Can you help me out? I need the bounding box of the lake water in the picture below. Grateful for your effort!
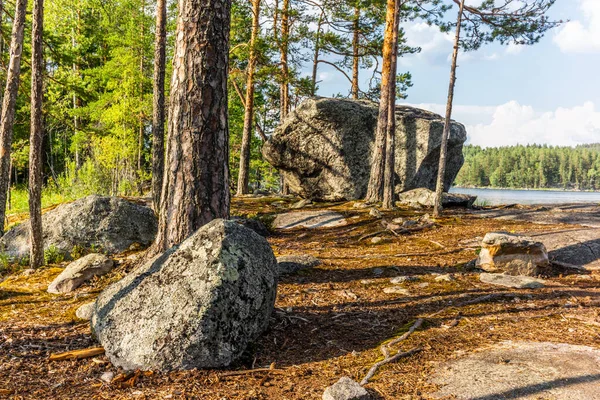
[449,187,600,206]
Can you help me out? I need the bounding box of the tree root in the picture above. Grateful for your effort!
[360,318,424,385]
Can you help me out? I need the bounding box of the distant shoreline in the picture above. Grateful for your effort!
[452,186,600,193]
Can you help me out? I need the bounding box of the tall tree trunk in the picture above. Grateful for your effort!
[29,0,44,268]
[310,11,324,96]
[351,5,360,99]
[137,0,146,180]
[0,0,27,235]
[153,0,231,252]
[151,0,167,210]
[72,10,82,170]
[433,0,464,217]
[364,0,396,204]
[236,0,261,196]
[279,0,289,120]
[382,0,400,210]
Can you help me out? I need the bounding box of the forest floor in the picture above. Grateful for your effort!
[1,196,599,399]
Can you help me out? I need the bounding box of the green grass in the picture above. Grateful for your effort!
[7,185,77,217]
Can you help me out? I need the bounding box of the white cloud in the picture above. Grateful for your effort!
[403,101,600,148]
[505,42,524,55]
[554,0,600,53]
[400,22,454,66]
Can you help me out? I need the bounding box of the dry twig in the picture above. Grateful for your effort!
[49,347,105,361]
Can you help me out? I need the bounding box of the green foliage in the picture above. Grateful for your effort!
[456,144,600,190]
[44,246,65,265]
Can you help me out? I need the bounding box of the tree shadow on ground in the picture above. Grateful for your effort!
[470,374,600,400]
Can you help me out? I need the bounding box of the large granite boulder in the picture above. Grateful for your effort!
[262,97,467,201]
[48,253,114,294]
[91,219,278,371]
[476,232,549,276]
[0,195,157,260]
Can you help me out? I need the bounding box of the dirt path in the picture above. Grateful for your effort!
[0,197,598,399]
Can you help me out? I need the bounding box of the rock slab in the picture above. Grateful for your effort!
[263,97,467,201]
[322,377,370,400]
[91,219,278,371]
[397,188,476,208]
[0,195,157,260]
[48,253,114,294]
[477,232,549,276]
[479,273,545,289]
[430,341,600,399]
[273,210,347,229]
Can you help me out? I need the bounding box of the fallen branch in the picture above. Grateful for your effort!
[49,347,105,361]
[360,318,424,385]
[220,362,285,377]
[360,347,422,385]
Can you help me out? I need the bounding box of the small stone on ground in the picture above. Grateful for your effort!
[390,276,417,284]
[479,273,545,289]
[273,210,347,230]
[48,253,114,294]
[430,341,600,399]
[383,286,410,295]
[322,377,370,400]
[75,302,95,320]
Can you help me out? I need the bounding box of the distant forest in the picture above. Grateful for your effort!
[455,144,600,190]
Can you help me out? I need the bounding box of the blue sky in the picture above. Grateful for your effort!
[313,0,600,147]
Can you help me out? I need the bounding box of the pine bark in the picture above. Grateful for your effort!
[29,0,45,268]
[364,0,396,204]
[351,5,360,99]
[382,0,400,210]
[279,0,290,120]
[0,0,27,234]
[153,0,231,252]
[433,0,464,217]
[236,0,261,196]
[151,0,167,209]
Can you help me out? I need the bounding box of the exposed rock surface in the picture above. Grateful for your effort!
[262,97,467,201]
[273,210,347,230]
[476,232,549,276]
[430,341,600,399]
[91,219,278,371]
[322,377,370,400]
[397,188,476,208]
[479,273,545,289]
[75,302,95,320]
[48,254,114,294]
[277,254,322,275]
[0,195,157,260]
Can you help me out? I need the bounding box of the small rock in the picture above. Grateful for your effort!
[392,217,404,224]
[76,302,95,320]
[390,276,417,284]
[353,202,369,209]
[403,220,418,227]
[273,210,347,230]
[479,273,545,289]
[291,199,312,209]
[360,279,376,285]
[277,254,321,275]
[370,237,384,244]
[477,232,549,276]
[383,286,410,295]
[435,274,455,282]
[100,371,114,383]
[48,254,114,294]
[322,377,370,400]
[418,282,430,288]
[369,208,382,218]
[372,268,384,277]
